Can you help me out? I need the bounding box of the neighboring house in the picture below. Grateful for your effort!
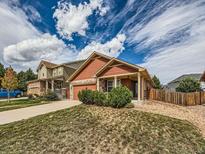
[27,60,85,98]
[200,71,205,91]
[67,52,154,101]
[165,73,203,91]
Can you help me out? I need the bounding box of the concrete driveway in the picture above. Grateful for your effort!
[0,100,81,125]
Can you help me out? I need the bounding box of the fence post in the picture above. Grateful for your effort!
[200,91,201,105]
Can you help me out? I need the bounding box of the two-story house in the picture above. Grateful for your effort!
[27,60,85,98]
[28,51,154,101]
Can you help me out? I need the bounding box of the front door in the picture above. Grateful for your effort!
[133,81,138,98]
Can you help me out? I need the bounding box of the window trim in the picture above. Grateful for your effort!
[107,80,114,92]
[117,79,121,87]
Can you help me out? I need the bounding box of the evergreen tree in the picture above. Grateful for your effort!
[17,68,37,91]
[152,75,162,89]
[0,63,5,77]
[176,77,201,93]
[0,63,5,88]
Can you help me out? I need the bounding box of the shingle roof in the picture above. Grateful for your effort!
[41,60,58,68]
[64,60,86,69]
[165,73,202,91]
[37,60,58,70]
[170,73,202,83]
[37,59,86,71]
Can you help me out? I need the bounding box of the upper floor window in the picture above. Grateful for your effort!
[53,69,57,76]
[58,67,63,75]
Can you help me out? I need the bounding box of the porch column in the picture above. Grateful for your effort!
[46,80,48,93]
[141,77,144,100]
[51,80,54,92]
[114,76,117,88]
[70,84,73,100]
[138,73,141,101]
[97,78,100,91]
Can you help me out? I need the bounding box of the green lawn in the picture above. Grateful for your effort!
[0,99,49,112]
[0,104,205,153]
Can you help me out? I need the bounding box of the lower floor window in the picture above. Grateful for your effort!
[107,80,113,92]
[117,79,121,87]
[106,79,121,92]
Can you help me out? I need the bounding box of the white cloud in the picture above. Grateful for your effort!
[0,1,41,64]
[3,34,76,70]
[77,34,126,59]
[0,1,76,71]
[53,0,109,40]
[4,34,64,62]
[134,0,205,83]
[128,1,204,47]
[142,37,205,84]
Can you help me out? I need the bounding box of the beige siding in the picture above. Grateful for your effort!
[38,65,48,79]
[27,82,41,96]
[27,81,46,96]
[53,67,64,77]
[47,69,53,78]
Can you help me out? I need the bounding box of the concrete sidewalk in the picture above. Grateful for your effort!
[0,100,81,125]
[0,97,28,102]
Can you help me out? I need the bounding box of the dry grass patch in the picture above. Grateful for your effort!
[0,99,49,112]
[0,104,205,153]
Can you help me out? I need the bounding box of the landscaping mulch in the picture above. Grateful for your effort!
[134,100,205,138]
[0,104,205,153]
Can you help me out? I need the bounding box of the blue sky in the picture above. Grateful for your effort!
[0,0,205,83]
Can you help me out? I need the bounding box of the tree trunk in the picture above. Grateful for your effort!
[7,89,10,103]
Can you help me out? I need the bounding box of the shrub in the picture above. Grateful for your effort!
[44,91,59,101]
[27,94,33,99]
[176,77,201,93]
[108,86,133,108]
[78,89,94,104]
[27,94,39,99]
[93,91,106,106]
[124,103,135,108]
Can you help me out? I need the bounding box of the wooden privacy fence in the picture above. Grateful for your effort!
[149,89,205,106]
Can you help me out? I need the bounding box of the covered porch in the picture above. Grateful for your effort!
[44,78,64,93]
[27,77,67,98]
[44,77,68,99]
[97,72,150,101]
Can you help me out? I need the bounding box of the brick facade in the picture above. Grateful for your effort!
[73,57,109,80]
[68,52,153,100]
[71,56,110,100]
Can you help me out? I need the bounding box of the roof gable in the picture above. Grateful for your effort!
[95,58,144,77]
[67,51,112,81]
[37,60,57,71]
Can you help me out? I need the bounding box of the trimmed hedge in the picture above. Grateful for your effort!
[93,91,107,106]
[78,86,132,108]
[43,91,59,101]
[108,86,133,108]
[78,89,94,104]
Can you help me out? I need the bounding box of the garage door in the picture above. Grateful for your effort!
[73,84,96,100]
